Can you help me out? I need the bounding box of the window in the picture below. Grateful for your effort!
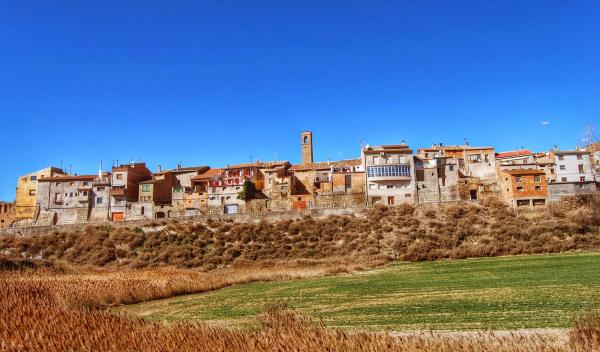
[558,155,564,160]
[386,185,394,189]
[141,207,145,215]
[559,165,566,170]
[404,193,411,198]
[142,184,151,192]
[515,176,522,183]
[29,190,36,196]
[534,175,541,182]
[82,181,89,186]
[561,177,567,182]
[30,176,37,181]
[550,169,554,174]
[535,185,542,191]
[367,165,411,178]
[116,174,123,180]
[449,165,454,171]
[369,184,376,190]
[373,156,380,164]
[577,155,583,160]
[97,197,103,204]
[580,176,586,182]
[578,165,584,173]
[69,182,75,186]
[97,187,105,191]
[517,186,524,192]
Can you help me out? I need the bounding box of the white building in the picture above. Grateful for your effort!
[554,150,595,183]
[362,144,415,206]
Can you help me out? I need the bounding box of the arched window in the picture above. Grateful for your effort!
[303,136,308,144]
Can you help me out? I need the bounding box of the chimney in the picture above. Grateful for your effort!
[157,164,162,173]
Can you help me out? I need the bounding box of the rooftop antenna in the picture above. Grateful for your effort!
[99,161,103,179]
[69,164,72,175]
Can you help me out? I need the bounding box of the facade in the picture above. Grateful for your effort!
[170,166,210,216]
[0,202,15,229]
[14,167,65,221]
[418,145,497,181]
[548,150,597,201]
[36,173,111,225]
[584,141,600,180]
[188,168,221,214]
[289,159,364,209]
[554,150,595,183]
[206,162,265,214]
[362,144,415,206]
[109,163,152,221]
[301,131,314,164]
[414,156,460,203]
[495,150,557,184]
[500,169,548,207]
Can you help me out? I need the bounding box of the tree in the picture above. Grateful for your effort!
[582,124,596,148]
[237,180,257,201]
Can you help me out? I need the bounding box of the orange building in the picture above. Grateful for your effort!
[500,169,548,207]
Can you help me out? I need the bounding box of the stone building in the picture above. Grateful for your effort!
[362,144,415,206]
[301,131,313,164]
[584,141,600,181]
[496,150,557,184]
[414,156,460,203]
[289,159,364,210]
[109,163,152,221]
[499,169,548,207]
[14,167,65,222]
[36,173,111,225]
[188,168,221,215]
[0,202,15,229]
[206,162,265,214]
[418,145,497,181]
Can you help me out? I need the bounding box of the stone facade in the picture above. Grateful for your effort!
[0,202,15,228]
[109,163,152,221]
[36,174,111,225]
[301,131,313,164]
[415,156,460,203]
[499,169,548,207]
[14,167,65,221]
[548,182,597,202]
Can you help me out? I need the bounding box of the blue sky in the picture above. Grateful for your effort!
[0,1,598,201]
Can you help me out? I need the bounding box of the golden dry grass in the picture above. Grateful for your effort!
[1,266,599,351]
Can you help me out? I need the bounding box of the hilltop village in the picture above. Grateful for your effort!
[1,131,599,228]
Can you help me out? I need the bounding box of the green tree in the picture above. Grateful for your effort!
[237,180,257,201]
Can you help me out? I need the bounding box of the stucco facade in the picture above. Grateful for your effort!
[362,144,415,206]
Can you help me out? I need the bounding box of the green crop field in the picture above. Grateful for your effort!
[119,252,600,331]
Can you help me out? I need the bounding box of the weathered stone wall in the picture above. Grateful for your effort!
[548,182,597,202]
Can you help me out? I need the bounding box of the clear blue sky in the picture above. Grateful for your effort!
[0,1,598,201]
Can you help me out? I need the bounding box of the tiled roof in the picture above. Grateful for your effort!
[221,161,289,170]
[502,169,546,175]
[191,169,222,181]
[419,145,494,152]
[585,141,600,153]
[39,175,97,182]
[289,159,361,171]
[496,150,533,158]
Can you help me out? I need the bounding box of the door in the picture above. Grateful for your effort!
[387,196,395,205]
[224,204,238,214]
[111,212,124,222]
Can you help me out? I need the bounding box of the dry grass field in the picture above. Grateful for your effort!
[1,194,600,351]
[1,264,600,352]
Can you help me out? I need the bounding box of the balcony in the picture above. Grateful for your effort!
[76,195,90,203]
[109,188,125,197]
[367,165,412,182]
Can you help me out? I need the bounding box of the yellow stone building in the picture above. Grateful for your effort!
[14,167,65,220]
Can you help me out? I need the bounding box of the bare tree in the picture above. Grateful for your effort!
[581,124,596,148]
